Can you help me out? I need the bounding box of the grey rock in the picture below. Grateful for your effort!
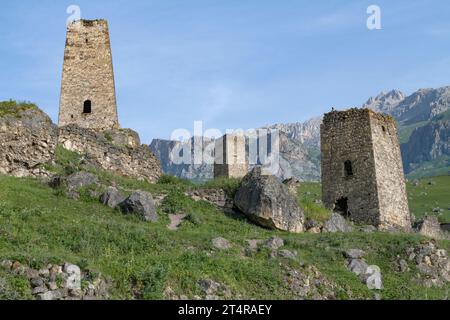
[100,186,126,208]
[282,177,300,196]
[417,215,448,240]
[67,171,98,191]
[347,259,369,276]
[343,249,365,260]
[198,279,231,298]
[63,263,81,291]
[361,225,378,233]
[32,286,47,295]
[212,237,232,250]
[278,250,297,259]
[37,289,66,301]
[119,191,158,222]
[234,166,305,233]
[323,212,353,233]
[362,266,383,290]
[30,277,44,288]
[397,259,409,273]
[0,260,12,271]
[264,236,285,250]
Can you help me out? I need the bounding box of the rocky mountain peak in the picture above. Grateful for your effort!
[363,89,406,113]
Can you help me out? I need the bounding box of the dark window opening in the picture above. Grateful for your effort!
[382,125,386,133]
[344,160,353,177]
[71,115,74,119]
[335,197,351,219]
[83,100,92,114]
[85,38,89,44]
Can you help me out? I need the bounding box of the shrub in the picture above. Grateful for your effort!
[161,190,194,214]
[200,177,242,197]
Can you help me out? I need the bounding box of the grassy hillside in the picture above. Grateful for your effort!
[0,171,449,300]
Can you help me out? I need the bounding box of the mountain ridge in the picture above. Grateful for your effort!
[150,86,450,181]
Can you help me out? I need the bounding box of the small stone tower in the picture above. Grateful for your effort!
[321,108,411,230]
[59,19,119,130]
[214,134,248,179]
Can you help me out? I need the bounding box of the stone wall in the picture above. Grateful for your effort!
[369,112,411,229]
[214,134,248,179]
[59,19,119,130]
[58,125,162,182]
[0,106,57,178]
[321,108,410,230]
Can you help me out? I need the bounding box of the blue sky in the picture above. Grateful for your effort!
[1,0,450,142]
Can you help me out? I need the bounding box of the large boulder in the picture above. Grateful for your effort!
[119,191,158,222]
[234,167,304,233]
[417,215,448,240]
[100,186,126,208]
[66,171,99,199]
[323,212,354,233]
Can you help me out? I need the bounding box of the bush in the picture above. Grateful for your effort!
[200,177,242,197]
[161,190,195,214]
[0,100,37,117]
[157,175,193,187]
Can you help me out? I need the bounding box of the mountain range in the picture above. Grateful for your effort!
[150,86,450,181]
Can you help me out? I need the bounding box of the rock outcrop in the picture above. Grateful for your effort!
[0,103,57,178]
[59,125,162,182]
[0,101,162,182]
[234,167,304,233]
[119,191,159,222]
[416,215,449,240]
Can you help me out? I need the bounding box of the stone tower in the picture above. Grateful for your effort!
[59,19,119,130]
[214,134,248,179]
[321,108,411,230]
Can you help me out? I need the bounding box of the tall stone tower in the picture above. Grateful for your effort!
[214,134,248,179]
[321,108,411,230]
[59,19,119,130]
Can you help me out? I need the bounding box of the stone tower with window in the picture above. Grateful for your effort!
[321,108,411,230]
[59,19,119,130]
[214,133,248,179]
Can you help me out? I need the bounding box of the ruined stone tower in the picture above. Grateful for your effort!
[321,108,411,230]
[214,134,248,179]
[59,19,119,130]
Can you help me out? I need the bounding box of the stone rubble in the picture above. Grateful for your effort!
[343,249,383,290]
[1,260,108,300]
[406,241,450,288]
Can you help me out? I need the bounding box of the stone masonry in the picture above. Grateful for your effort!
[214,134,248,179]
[321,108,411,230]
[59,19,119,130]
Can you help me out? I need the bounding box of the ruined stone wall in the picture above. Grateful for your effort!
[59,20,119,130]
[321,109,380,226]
[369,113,411,230]
[321,108,410,230]
[0,107,57,178]
[214,134,248,179]
[58,125,162,182]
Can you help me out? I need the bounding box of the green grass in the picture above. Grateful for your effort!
[398,120,429,144]
[1,173,449,300]
[406,156,450,180]
[198,177,242,197]
[406,175,450,223]
[297,182,331,223]
[0,100,37,118]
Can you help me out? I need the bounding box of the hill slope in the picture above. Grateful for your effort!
[1,172,449,300]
